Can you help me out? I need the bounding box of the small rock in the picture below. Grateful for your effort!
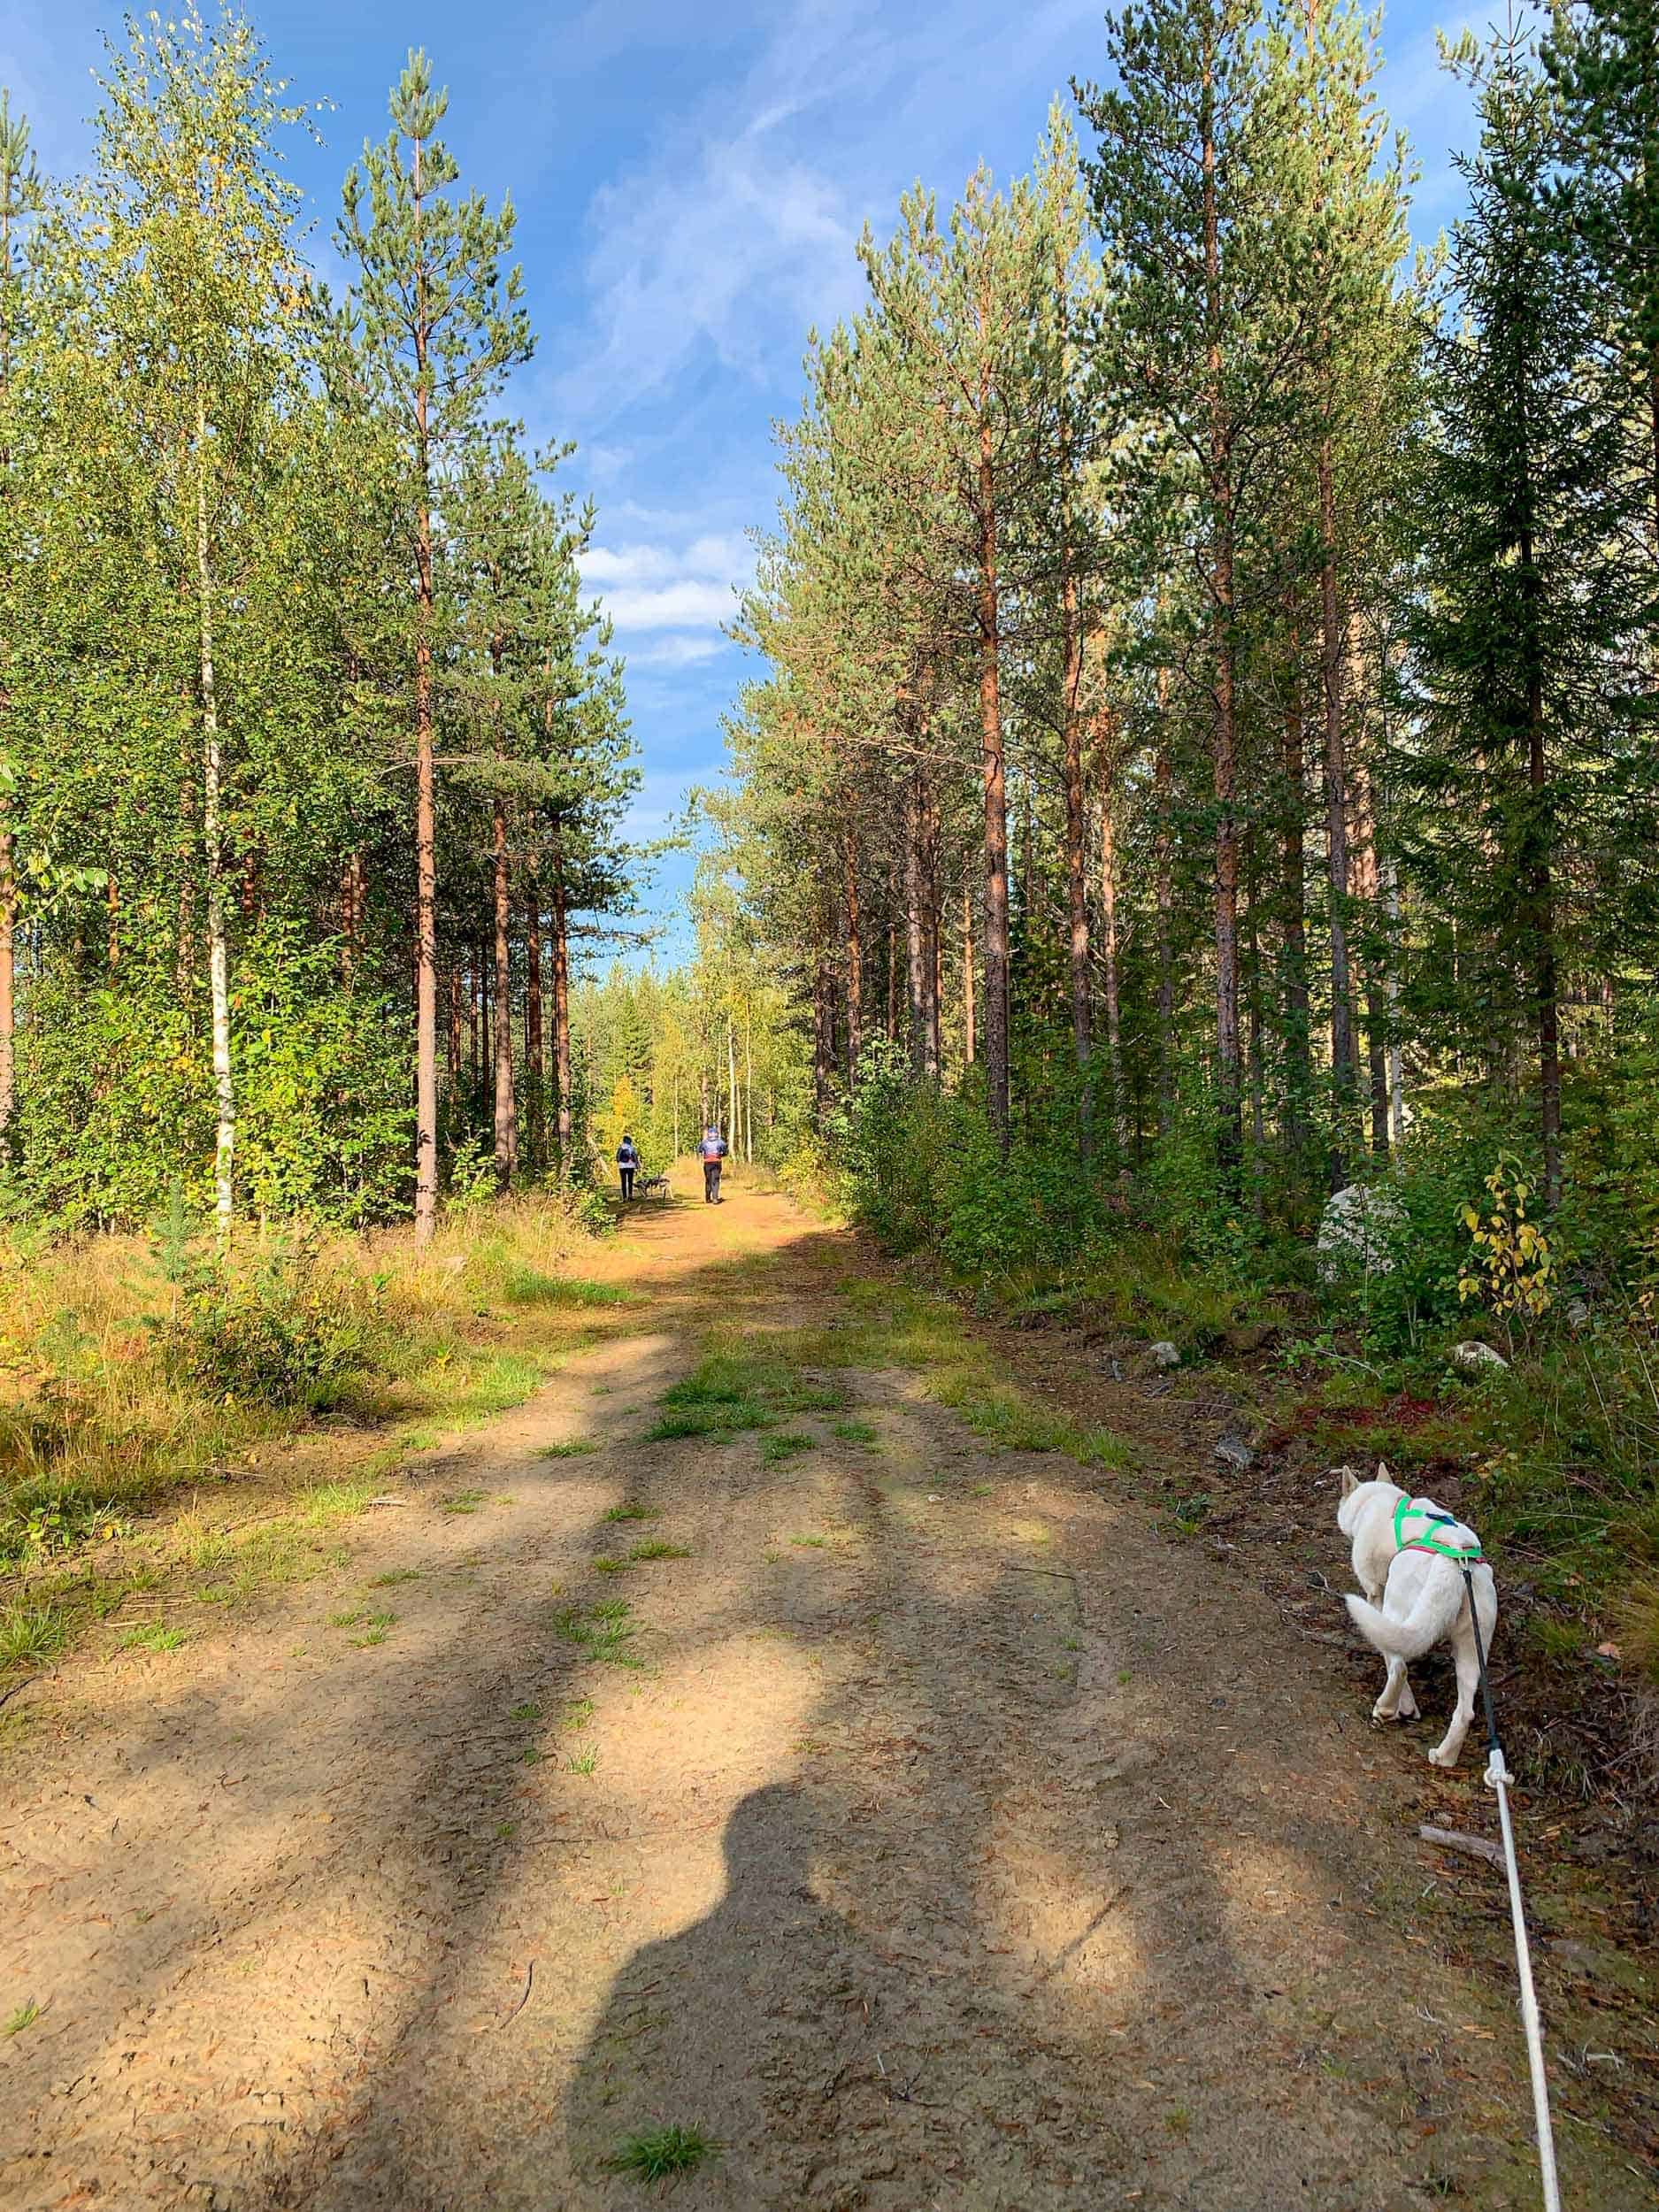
[1567,1297,1590,1330]
[1149,1340,1180,1370]
[1213,1438,1255,1473]
[1449,1340,1509,1377]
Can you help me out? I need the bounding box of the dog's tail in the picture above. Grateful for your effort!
[1344,1573,1463,1663]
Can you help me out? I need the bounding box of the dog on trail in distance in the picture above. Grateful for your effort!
[1336,1466,1498,1768]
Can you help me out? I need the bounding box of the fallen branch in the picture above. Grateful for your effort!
[1420,1824,1504,1870]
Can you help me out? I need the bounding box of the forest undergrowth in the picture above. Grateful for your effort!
[0,1186,617,1687]
[826,1058,1659,1813]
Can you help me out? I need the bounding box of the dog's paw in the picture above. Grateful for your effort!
[1427,1743,1459,1769]
[1396,1688,1420,1720]
[1370,1699,1398,1725]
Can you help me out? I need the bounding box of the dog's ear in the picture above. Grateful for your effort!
[1340,1468,1361,1498]
[1375,1459,1392,1485]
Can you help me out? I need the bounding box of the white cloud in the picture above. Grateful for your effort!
[628,634,730,669]
[605,580,738,631]
[546,4,884,429]
[580,530,753,636]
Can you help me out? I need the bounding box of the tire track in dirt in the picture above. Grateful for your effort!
[0,1186,1647,2210]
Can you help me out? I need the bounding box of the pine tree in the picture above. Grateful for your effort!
[338,49,532,1240]
[1546,0,1659,556]
[1078,0,1303,1190]
[1410,16,1646,1209]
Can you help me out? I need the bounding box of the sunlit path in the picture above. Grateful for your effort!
[3,1183,1642,2211]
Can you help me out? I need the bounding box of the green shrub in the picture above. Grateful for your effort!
[156,1236,387,1409]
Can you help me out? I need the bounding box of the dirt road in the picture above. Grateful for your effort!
[0,1187,1647,2209]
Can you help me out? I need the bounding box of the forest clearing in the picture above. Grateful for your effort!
[4,0,1659,2202]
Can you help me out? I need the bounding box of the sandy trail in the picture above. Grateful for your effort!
[0,1187,1643,2210]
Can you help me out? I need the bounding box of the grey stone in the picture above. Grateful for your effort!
[1449,1340,1509,1376]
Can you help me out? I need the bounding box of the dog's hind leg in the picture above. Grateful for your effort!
[1372,1655,1411,1723]
[1428,1640,1479,1768]
[1394,1669,1420,1721]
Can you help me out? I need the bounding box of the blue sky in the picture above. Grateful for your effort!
[1,0,1495,962]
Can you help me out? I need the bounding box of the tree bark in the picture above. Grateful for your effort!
[411,130,439,1241]
[904,765,930,1080]
[1096,703,1125,1144]
[977,389,1011,1150]
[526,890,544,1174]
[196,396,234,1240]
[1279,611,1312,1164]
[492,789,517,1187]
[1319,442,1357,1192]
[842,818,863,1084]
[1519,516,1562,1210]
[550,826,572,1176]
[962,883,976,1069]
[813,951,835,1116]
[1202,52,1242,1191]
[1060,449,1091,1129]
[1351,740,1391,1160]
[1155,666,1174,1137]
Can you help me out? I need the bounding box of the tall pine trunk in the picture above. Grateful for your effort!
[1519,515,1563,1209]
[196,398,234,1240]
[962,883,976,1067]
[1096,703,1125,1143]
[1318,440,1357,1192]
[1202,54,1242,1191]
[1351,742,1391,1159]
[904,764,932,1079]
[977,388,1011,1150]
[550,825,572,1176]
[1279,611,1312,1165]
[411,137,439,1242]
[1155,667,1174,1136]
[842,818,863,1083]
[492,789,517,1187]
[526,889,544,1174]
[1059,440,1091,1135]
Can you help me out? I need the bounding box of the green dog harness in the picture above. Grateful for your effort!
[1394,1495,1483,1563]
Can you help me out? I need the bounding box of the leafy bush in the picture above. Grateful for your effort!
[156,1236,387,1409]
[832,1041,1107,1279]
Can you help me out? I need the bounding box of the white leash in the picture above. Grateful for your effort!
[1463,1568,1562,2212]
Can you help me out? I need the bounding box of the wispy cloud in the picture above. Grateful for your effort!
[627,634,730,669]
[580,530,753,641]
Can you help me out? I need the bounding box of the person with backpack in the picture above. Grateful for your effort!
[698,1125,727,1204]
[616,1132,640,1202]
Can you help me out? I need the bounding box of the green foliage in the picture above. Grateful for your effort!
[602,2125,719,2182]
[1459,1149,1555,1325]
[0,1601,65,1668]
[155,1235,387,1409]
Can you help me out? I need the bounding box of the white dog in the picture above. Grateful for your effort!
[1336,1466,1498,1768]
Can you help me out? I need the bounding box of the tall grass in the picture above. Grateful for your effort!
[0,1192,603,1646]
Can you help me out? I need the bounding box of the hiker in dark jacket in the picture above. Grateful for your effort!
[698,1125,727,1204]
[616,1133,640,1202]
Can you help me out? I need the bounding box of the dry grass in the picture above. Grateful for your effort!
[0,1194,603,1671]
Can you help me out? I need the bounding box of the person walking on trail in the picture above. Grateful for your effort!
[699,1125,727,1205]
[616,1133,640,1202]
